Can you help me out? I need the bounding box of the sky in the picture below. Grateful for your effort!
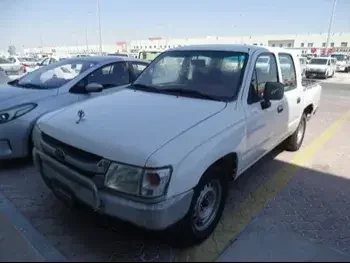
[1,0,350,50]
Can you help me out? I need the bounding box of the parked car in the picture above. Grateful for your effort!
[32,45,321,246]
[0,67,10,84]
[0,57,26,80]
[7,56,38,73]
[305,57,335,79]
[0,56,149,160]
[330,53,350,72]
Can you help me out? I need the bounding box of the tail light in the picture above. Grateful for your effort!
[20,65,26,73]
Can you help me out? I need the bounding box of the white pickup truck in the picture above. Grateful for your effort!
[32,45,322,246]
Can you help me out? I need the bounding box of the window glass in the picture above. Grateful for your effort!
[278,53,297,91]
[86,62,130,88]
[131,62,147,77]
[0,58,11,64]
[249,53,278,103]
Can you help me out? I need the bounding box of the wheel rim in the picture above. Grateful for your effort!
[297,118,305,145]
[192,179,222,232]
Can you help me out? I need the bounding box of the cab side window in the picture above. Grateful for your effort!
[86,62,130,88]
[278,53,297,92]
[248,53,278,104]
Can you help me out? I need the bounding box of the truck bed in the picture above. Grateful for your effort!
[302,78,319,89]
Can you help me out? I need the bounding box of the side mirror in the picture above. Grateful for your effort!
[261,82,284,109]
[85,83,103,93]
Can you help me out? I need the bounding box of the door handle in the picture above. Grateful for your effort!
[297,97,301,104]
[277,105,283,113]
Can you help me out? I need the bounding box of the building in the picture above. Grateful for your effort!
[23,32,350,56]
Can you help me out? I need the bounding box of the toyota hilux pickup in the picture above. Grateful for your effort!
[32,45,322,246]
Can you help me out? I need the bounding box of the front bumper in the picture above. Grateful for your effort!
[33,148,193,230]
[305,71,326,77]
[0,119,32,160]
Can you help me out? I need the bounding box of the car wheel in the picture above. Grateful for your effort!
[284,113,307,152]
[168,165,228,247]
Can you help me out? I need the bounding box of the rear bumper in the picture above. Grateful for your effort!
[33,148,193,230]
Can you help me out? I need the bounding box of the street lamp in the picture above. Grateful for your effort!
[96,0,103,54]
[325,0,337,52]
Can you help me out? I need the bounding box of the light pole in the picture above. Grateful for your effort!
[96,0,103,54]
[325,0,337,52]
[85,27,89,53]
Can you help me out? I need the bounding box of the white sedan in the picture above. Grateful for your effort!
[0,57,26,80]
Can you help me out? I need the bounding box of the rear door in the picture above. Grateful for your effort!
[277,52,303,135]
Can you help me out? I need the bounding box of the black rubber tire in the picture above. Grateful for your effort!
[345,67,349,73]
[284,113,307,152]
[168,165,229,248]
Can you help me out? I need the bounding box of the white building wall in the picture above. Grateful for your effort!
[24,32,350,55]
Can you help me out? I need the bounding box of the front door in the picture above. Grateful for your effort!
[242,52,283,169]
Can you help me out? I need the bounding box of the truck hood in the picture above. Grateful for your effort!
[0,83,57,107]
[38,89,226,166]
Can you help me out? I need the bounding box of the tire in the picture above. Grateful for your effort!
[345,67,349,73]
[168,165,228,247]
[284,113,307,152]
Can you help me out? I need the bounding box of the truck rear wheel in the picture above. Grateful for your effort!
[284,113,307,152]
[168,165,228,247]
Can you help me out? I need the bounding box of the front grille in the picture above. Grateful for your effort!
[42,133,102,163]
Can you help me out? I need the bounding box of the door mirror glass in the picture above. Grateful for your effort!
[264,82,284,101]
[85,83,103,93]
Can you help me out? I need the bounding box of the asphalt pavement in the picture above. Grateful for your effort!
[0,73,349,261]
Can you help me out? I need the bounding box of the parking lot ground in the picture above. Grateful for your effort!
[0,78,349,262]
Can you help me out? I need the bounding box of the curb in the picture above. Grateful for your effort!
[0,192,67,261]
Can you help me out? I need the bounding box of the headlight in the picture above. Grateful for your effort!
[104,163,172,198]
[0,103,37,124]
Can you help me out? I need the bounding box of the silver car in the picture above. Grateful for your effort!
[0,56,149,160]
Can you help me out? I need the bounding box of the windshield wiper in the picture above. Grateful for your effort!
[129,83,162,93]
[160,88,219,101]
[15,82,44,89]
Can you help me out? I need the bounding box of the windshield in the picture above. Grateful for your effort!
[9,59,98,89]
[331,54,348,62]
[309,59,328,65]
[0,58,11,64]
[139,51,162,61]
[132,50,248,101]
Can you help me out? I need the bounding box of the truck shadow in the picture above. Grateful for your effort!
[1,146,350,261]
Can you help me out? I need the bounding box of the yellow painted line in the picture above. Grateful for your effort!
[174,111,350,262]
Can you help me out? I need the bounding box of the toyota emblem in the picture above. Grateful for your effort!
[55,148,65,160]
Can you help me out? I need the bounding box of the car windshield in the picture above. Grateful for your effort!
[0,58,11,64]
[309,59,328,65]
[9,59,98,89]
[132,50,248,101]
[331,54,347,62]
[139,51,162,61]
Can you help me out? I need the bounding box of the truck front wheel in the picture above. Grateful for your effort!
[284,113,307,152]
[169,165,228,247]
